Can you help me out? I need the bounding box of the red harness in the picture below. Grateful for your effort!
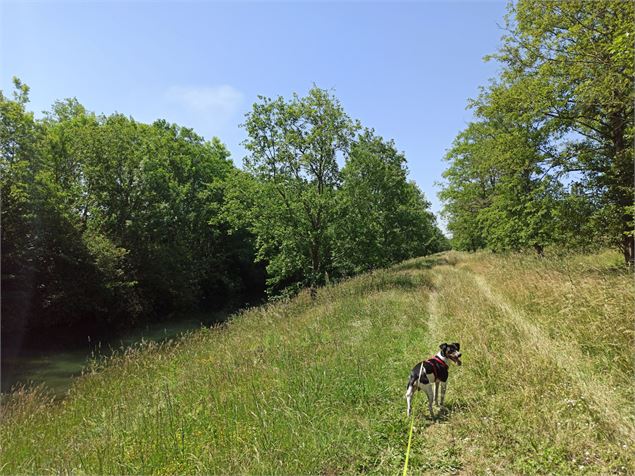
[425,356,448,380]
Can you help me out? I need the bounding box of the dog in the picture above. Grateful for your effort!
[405,343,462,418]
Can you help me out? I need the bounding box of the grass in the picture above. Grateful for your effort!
[1,250,633,474]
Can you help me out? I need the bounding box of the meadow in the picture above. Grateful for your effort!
[2,250,633,475]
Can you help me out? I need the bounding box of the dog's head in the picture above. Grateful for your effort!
[440,342,462,365]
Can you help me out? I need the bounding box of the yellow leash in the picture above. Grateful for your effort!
[402,410,416,476]
[402,364,424,476]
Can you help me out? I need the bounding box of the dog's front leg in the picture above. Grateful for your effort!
[434,381,440,406]
[440,381,447,408]
[423,384,434,419]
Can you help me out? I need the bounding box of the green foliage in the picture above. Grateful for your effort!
[228,88,447,295]
[2,79,447,338]
[1,80,260,341]
[335,130,446,274]
[440,0,634,260]
[235,86,358,292]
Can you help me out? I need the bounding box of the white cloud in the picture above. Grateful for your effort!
[164,85,244,132]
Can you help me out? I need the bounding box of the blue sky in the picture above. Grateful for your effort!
[1,0,507,231]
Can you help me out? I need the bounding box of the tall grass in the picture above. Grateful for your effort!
[425,250,634,474]
[2,251,633,474]
[2,268,434,474]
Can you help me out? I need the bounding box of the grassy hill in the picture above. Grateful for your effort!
[2,251,633,474]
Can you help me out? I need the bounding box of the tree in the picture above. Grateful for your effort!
[232,86,358,294]
[1,79,263,348]
[491,0,634,261]
[1,78,41,347]
[441,0,634,260]
[439,123,496,252]
[1,81,121,342]
[335,130,444,273]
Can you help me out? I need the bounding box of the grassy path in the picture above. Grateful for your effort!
[411,253,634,474]
[471,272,635,442]
[2,251,633,474]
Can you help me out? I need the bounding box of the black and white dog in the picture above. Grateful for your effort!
[405,343,462,418]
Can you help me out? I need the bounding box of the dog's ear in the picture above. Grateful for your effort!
[453,342,460,350]
[440,343,448,351]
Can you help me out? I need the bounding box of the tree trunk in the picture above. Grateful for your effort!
[310,240,320,300]
[622,232,634,266]
[609,112,633,265]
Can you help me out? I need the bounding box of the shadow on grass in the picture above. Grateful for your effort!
[435,399,469,423]
[393,255,456,272]
[373,273,435,291]
[409,399,469,427]
[341,270,436,297]
[586,263,632,278]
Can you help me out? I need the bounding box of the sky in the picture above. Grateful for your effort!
[1,0,508,231]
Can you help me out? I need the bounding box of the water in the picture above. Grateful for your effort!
[1,313,226,398]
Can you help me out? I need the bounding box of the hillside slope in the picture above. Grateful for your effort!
[2,251,633,474]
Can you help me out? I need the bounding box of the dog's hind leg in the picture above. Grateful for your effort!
[423,384,434,419]
[405,384,414,417]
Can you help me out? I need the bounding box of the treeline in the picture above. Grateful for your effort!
[1,80,263,346]
[440,0,634,262]
[1,81,447,344]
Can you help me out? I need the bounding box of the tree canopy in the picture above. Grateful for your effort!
[1,80,262,345]
[2,81,446,345]
[225,86,447,295]
[440,0,634,261]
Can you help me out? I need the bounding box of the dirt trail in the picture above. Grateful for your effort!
[425,275,442,341]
